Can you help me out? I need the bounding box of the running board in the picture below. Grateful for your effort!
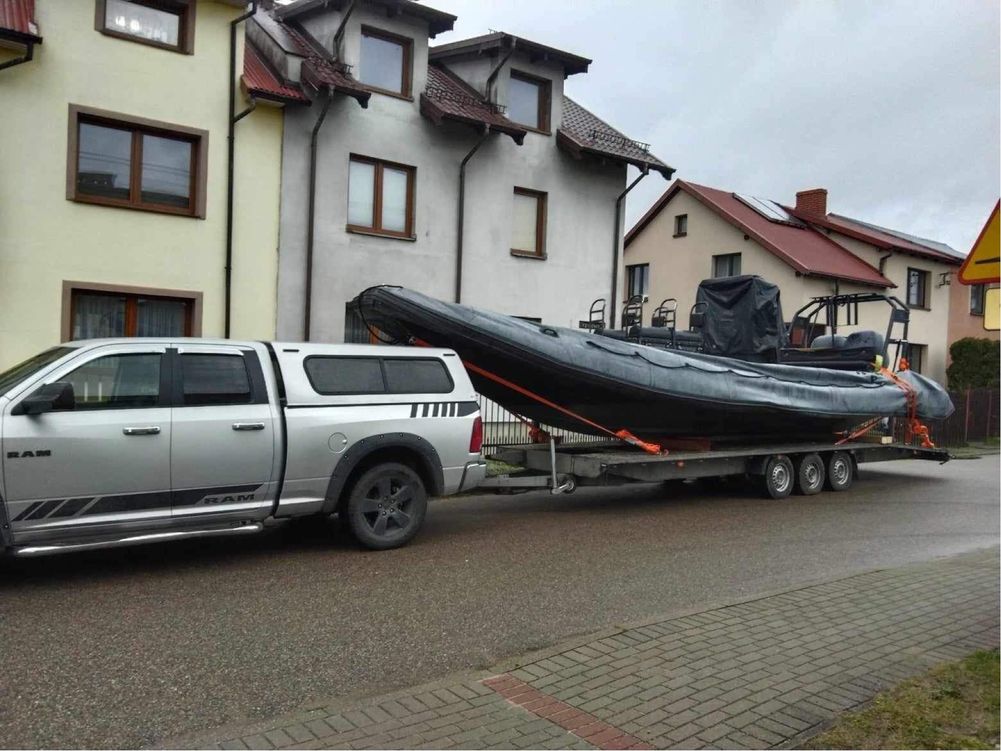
[11,522,264,557]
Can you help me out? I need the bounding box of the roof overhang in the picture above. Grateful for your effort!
[557,130,674,179]
[419,94,525,144]
[276,0,455,37]
[430,32,591,75]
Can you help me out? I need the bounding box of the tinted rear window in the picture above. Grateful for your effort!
[305,357,385,394]
[181,354,252,406]
[304,356,453,395]
[384,358,452,393]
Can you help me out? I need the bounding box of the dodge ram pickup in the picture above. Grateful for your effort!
[0,339,487,555]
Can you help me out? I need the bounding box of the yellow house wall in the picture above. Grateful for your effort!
[0,1,283,369]
[623,189,951,382]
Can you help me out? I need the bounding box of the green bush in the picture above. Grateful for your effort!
[947,337,1000,390]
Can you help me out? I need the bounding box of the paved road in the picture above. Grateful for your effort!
[0,457,997,748]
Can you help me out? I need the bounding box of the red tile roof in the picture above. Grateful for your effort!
[243,42,309,105]
[558,98,673,179]
[0,0,41,42]
[626,180,894,288]
[796,211,962,265]
[421,63,526,144]
[430,32,591,76]
[278,20,370,106]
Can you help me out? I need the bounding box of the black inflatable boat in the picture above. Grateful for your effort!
[356,286,954,442]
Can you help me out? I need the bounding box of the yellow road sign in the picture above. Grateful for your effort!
[985,287,1000,331]
[959,201,1000,284]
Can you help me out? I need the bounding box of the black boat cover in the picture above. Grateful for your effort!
[696,276,785,357]
[357,286,955,441]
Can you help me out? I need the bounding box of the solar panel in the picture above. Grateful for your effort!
[733,193,806,228]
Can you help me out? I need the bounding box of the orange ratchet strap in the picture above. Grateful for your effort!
[410,337,664,455]
[878,364,935,448]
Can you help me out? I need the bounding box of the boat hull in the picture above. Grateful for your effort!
[356,287,954,442]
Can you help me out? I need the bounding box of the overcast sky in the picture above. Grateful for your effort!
[430,0,999,255]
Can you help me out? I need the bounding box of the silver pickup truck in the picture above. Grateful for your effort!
[0,339,486,556]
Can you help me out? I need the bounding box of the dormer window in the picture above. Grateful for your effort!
[508,70,550,133]
[359,26,412,98]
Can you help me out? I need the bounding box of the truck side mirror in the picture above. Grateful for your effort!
[13,382,75,416]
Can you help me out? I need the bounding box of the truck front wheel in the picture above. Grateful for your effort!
[344,463,428,550]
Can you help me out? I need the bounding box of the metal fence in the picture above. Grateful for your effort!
[477,395,612,450]
[924,388,1000,447]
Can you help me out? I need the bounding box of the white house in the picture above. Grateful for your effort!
[245,0,673,343]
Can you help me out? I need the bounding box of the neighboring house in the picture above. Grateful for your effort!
[245,0,672,343]
[624,182,961,383]
[948,278,1000,353]
[0,0,290,370]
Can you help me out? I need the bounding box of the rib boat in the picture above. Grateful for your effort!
[356,286,955,442]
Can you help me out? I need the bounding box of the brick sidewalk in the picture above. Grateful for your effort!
[168,548,999,750]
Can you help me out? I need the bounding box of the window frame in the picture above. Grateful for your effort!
[67,104,208,218]
[346,154,416,240]
[358,25,413,99]
[62,280,202,342]
[970,283,986,316]
[906,267,930,310]
[94,0,195,55]
[508,69,552,134]
[52,350,170,412]
[712,252,742,278]
[674,214,688,237]
[626,263,650,298]
[510,187,548,259]
[906,343,926,374]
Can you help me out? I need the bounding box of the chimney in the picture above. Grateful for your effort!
[795,188,828,217]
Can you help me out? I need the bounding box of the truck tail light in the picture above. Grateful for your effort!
[469,416,483,454]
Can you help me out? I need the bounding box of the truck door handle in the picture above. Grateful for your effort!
[232,422,265,431]
[123,426,161,436]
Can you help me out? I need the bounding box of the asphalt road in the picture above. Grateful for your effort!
[1,456,997,749]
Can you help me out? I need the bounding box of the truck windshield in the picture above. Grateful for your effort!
[0,347,75,397]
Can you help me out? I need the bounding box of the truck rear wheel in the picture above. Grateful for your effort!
[761,455,794,499]
[344,463,427,550]
[794,453,825,495]
[825,451,854,491]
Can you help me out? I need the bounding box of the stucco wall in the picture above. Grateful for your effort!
[622,189,953,382]
[275,9,628,341]
[0,1,283,369]
[946,282,999,359]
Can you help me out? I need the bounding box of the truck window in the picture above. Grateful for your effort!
[384,358,452,393]
[181,354,252,406]
[62,353,161,409]
[305,357,385,395]
[0,346,75,396]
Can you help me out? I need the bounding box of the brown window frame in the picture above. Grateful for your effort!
[674,213,688,237]
[510,187,548,259]
[62,281,203,342]
[906,267,930,310]
[712,252,741,278]
[346,154,416,240]
[509,70,551,134]
[970,283,986,316]
[94,0,195,55]
[906,343,926,374]
[67,104,208,218]
[358,26,413,99]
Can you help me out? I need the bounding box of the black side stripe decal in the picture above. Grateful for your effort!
[408,401,478,418]
[13,501,44,522]
[410,403,418,418]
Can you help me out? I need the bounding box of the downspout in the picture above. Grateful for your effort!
[0,41,34,72]
[303,90,334,341]
[330,0,355,59]
[878,251,892,275]
[609,166,649,328]
[224,0,258,338]
[455,130,491,303]
[484,39,516,101]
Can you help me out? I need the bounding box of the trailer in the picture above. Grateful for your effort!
[481,437,949,498]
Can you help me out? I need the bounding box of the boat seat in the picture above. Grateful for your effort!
[811,334,848,349]
[845,330,884,354]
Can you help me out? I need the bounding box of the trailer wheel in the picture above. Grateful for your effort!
[344,463,427,550]
[794,453,825,495]
[825,451,854,492]
[761,455,794,499]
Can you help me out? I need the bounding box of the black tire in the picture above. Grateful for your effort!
[344,463,427,550]
[761,455,794,499]
[794,453,825,495]
[825,451,854,492]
